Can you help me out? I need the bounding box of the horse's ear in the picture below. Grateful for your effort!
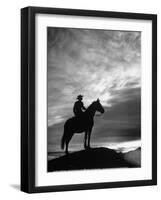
[97,98,100,102]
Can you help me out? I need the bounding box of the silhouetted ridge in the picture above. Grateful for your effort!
[48,147,136,172]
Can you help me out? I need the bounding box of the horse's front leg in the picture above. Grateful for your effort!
[84,131,88,149]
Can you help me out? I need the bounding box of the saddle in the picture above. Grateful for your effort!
[73,113,85,124]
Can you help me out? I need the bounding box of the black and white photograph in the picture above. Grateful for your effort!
[47,27,141,172]
[21,7,157,193]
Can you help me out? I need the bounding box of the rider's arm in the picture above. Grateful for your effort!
[82,103,86,111]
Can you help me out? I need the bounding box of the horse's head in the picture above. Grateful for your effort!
[93,99,105,114]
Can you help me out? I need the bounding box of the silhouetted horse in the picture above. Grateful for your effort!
[61,99,104,154]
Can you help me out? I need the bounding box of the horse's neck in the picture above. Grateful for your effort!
[85,104,96,117]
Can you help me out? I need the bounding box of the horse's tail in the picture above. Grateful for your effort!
[61,119,73,150]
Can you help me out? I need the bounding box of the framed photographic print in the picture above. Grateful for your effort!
[21,6,157,193]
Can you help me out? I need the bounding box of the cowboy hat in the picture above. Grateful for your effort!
[77,95,83,99]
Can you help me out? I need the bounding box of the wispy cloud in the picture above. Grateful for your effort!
[47,28,141,126]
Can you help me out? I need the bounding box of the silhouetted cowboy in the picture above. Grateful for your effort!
[73,95,86,117]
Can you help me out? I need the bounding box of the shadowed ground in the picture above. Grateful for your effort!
[48,147,140,172]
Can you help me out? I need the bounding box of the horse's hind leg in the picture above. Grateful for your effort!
[84,131,88,149]
[87,128,93,149]
[65,141,69,154]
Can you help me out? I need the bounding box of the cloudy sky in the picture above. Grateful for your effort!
[47,27,141,152]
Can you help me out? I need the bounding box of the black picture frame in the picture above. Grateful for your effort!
[21,6,157,193]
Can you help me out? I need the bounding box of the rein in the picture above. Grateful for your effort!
[85,102,104,117]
